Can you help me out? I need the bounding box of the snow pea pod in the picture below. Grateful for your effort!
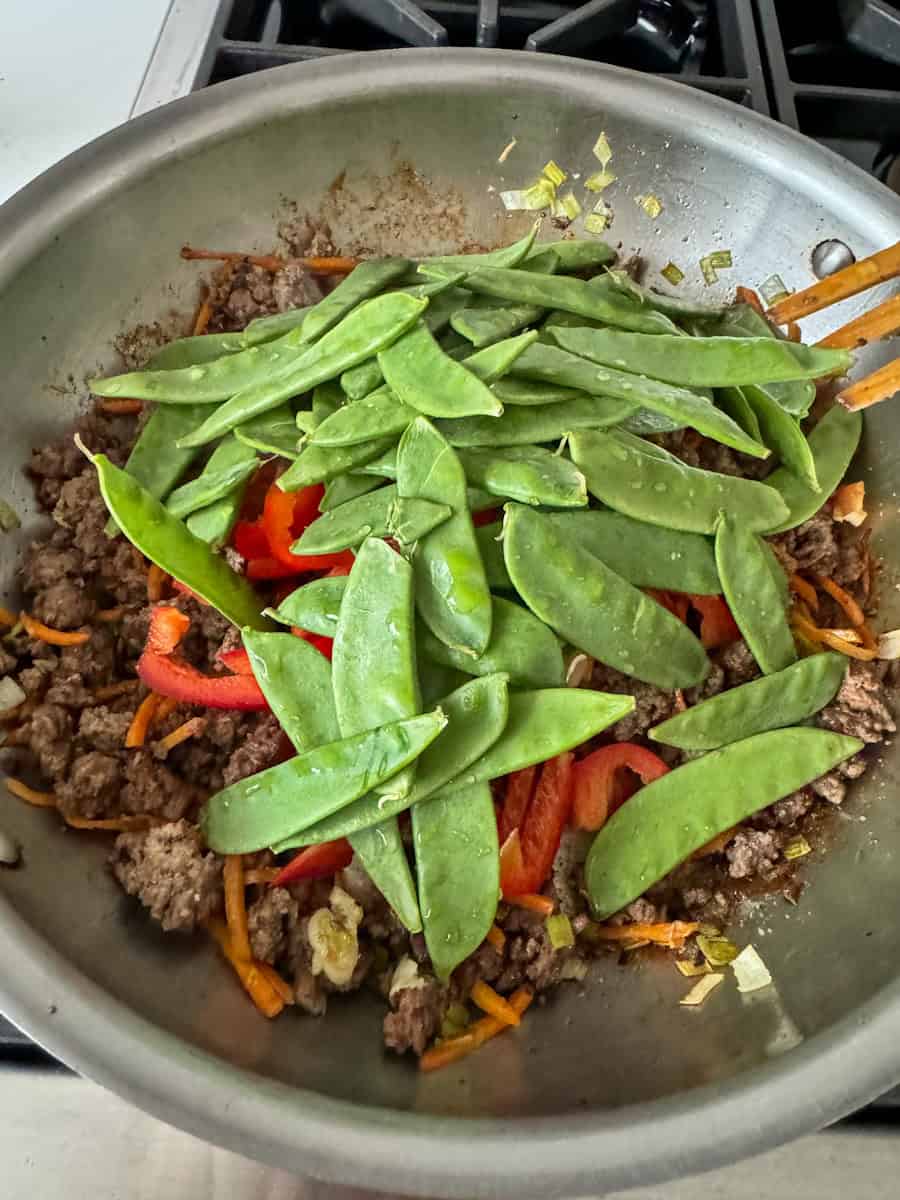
[320,472,385,511]
[234,404,301,458]
[474,522,512,590]
[292,484,397,553]
[165,454,259,520]
[602,269,726,322]
[275,674,510,849]
[715,514,797,675]
[551,327,851,388]
[185,436,258,548]
[569,429,789,534]
[436,394,635,448]
[620,408,685,436]
[200,710,447,853]
[278,434,396,491]
[742,383,818,491]
[764,403,862,534]
[546,510,721,594]
[87,450,270,631]
[147,306,311,370]
[440,687,635,793]
[341,358,384,401]
[491,377,583,407]
[717,386,763,444]
[527,239,615,272]
[503,504,709,689]
[296,257,413,345]
[349,820,422,932]
[423,266,679,334]
[242,630,339,752]
[266,574,348,636]
[379,321,503,418]
[397,417,493,658]
[419,225,537,271]
[650,652,846,751]
[707,303,815,418]
[451,303,543,348]
[413,781,499,981]
[309,385,414,448]
[585,727,863,919]
[176,293,428,447]
[388,497,453,544]
[419,594,564,689]
[457,446,587,508]
[352,446,398,478]
[462,331,538,383]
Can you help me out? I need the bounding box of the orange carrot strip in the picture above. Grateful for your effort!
[859,624,878,651]
[97,398,143,415]
[827,628,864,646]
[471,980,521,1027]
[20,612,90,647]
[0,606,17,626]
[154,695,181,723]
[789,574,819,612]
[420,988,533,1073]
[486,924,506,952]
[179,246,359,275]
[589,921,699,949]
[192,293,213,337]
[244,867,280,886]
[206,917,284,1019]
[147,564,168,602]
[818,629,877,661]
[5,778,57,808]
[693,827,738,859]
[818,294,900,350]
[296,255,359,274]
[814,574,866,627]
[768,240,900,323]
[839,359,900,412]
[95,606,127,623]
[506,893,554,916]
[224,855,253,963]
[65,814,158,832]
[735,285,764,315]
[155,715,206,754]
[257,963,295,1005]
[125,692,161,748]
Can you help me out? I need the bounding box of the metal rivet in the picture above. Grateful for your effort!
[811,239,856,279]
[0,829,20,866]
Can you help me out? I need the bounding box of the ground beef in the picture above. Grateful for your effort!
[51,470,111,567]
[111,820,223,933]
[725,829,781,880]
[23,542,84,590]
[716,639,760,688]
[383,978,444,1056]
[495,908,562,993]
[655,428,769,479]
[278,215,335,259]
[26,702,73,780]
[222,714,284,786]
[818,660,896,743]
[59,627,118,687]
[57,752,122,819]
[77,705,134,753]
[771,510,837,577]
[44,674,94,708]
[285,916,327,1015]
[32,579,95,629]
[248,887,298,964]
[766,790,813,828]
[272,263,321,312]
[122,751,197,821]
[100,541,148,606]
[591,663,675,740]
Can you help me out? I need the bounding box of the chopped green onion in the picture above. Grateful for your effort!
[592,132,612,168]
[542,159,567,188]
[0,499,20,533]
[584,199,612,235]
[676,959,712,978]
[731,945,772,994]
[440,1001,471,1039]
[636,194,663,219]
[679,973,724,1007]
[661,261,685,286]
[584,169,616,193]
[697,922,722,938]
[500,177,556,212]
[546,913,575,950]
[700,250,733,286]
[760,273,790,306]
[697,934,740,968]
[784,835,812,861]
[552,190,582,224]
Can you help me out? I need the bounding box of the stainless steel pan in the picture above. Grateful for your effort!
[0,49,899,1199]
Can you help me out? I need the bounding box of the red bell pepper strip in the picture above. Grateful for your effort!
[689,594,741,649]
[232,519,270,561]
[218,646,255,676]
[499,753,574,898]
[146,605,190,655]
[292,627,334,661]
[645,588,690,622]
[138,650,268,710]
[572,743,670,832]
[245,555,304,581]
[271,839,353,887]
[498,766,538,845]
[472,506,501,528]
[262,481,354,573]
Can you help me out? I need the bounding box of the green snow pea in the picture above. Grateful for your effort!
[320,472,385,511]
[185,436,258,548]
[551,327,851,388]
[570,429,789,534]
[88,450,270,631]
[242,630,339,752]
[474,523,512,590]
[521,248,561,275]
[451,303,543,347]
[440,687,635,793]
[278,434,396,491]
[707,303,815,418]
[297,257,413,345]
[650,652,846,751]
[620,409,685,436]
[176,293,427,447]
[457,446,587,508]
[106,403,210,534]
[421,265,680,334]
[274,674,510,849]
[418,660,471,707]
[349,820,422,932]
[546,510,721,594]
[419,225,537,271]
[292,484,397,553]
[234,404,301,458]
[526,239,615,272]
[717,386,763,444]
[764,403,863,534]
[296,382,343,436]
[585,728,863,918]
[419,594,564,689]
[435,394,635,448]
[398,417,493,657]
[602,269,726,322]
[742,383,819,491]
[309,385,414,447]
[341,358,384,401]
[200,710,447,853]
[388,497,453,544]
[462,331,538,383]
[164,454,259,520]
[413,781,499,980]
[379,321,503,418]
[266,574,347,636]
[352,446,398,478]
[491,377,583,406]
[715,514,797,675]
[503,504,709,689]
[147,306,311,370]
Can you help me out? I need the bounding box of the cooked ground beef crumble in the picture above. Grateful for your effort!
[3,241,894,1060]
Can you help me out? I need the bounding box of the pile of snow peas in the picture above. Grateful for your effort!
[88,225,864,977]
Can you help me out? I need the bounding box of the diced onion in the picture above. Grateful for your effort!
[760,273,790,305]
[680,973,724,1006]
[731,944,772,993]
[636,194,663,219]
[558,957,589,982]
[877,629,900,660]
[784,835,812,861]
[584,200,612,235]
[676,959,711,977]
[0,677,25,716]
[833,481,866,526]
[552,190,582,224]
[584,169,616,193]
[542,159,567,187]
[592,132,612,168]
[661,262,685,286]
[566,653,594,688]
[697,934,740,967]
[0,500,20,533]
[500,177,556,212]
[546,913,575,949]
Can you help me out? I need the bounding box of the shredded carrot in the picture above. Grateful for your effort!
[20,612,90,647]
[147,564,168,602]
[792,612,877,661]
[589,920,699,949]
[507,893,555,916]
[192,293,213,336]
[5,778,57,808]
[814,574,866,627]
[155,715,206,754]
[735,285,764,315]
[65,814,158,832]
[257,962,294,1005]
[789,574,819,612]
[179,245,359,275]
[154,695,181,723]
[224,855,253,963]
[244,867,280,886]
[486,924,506,952]
[125,692,161,748]
[828,627,865,645]
[206,917,285,1019]
[471,980,521,1026]
[296,255,360,274]
[95,606,127,623]
[97,398,143,415]
[0,606,18,626]
[859,623,878,651]
[420,987,533,1073]
[92,679,139,702]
